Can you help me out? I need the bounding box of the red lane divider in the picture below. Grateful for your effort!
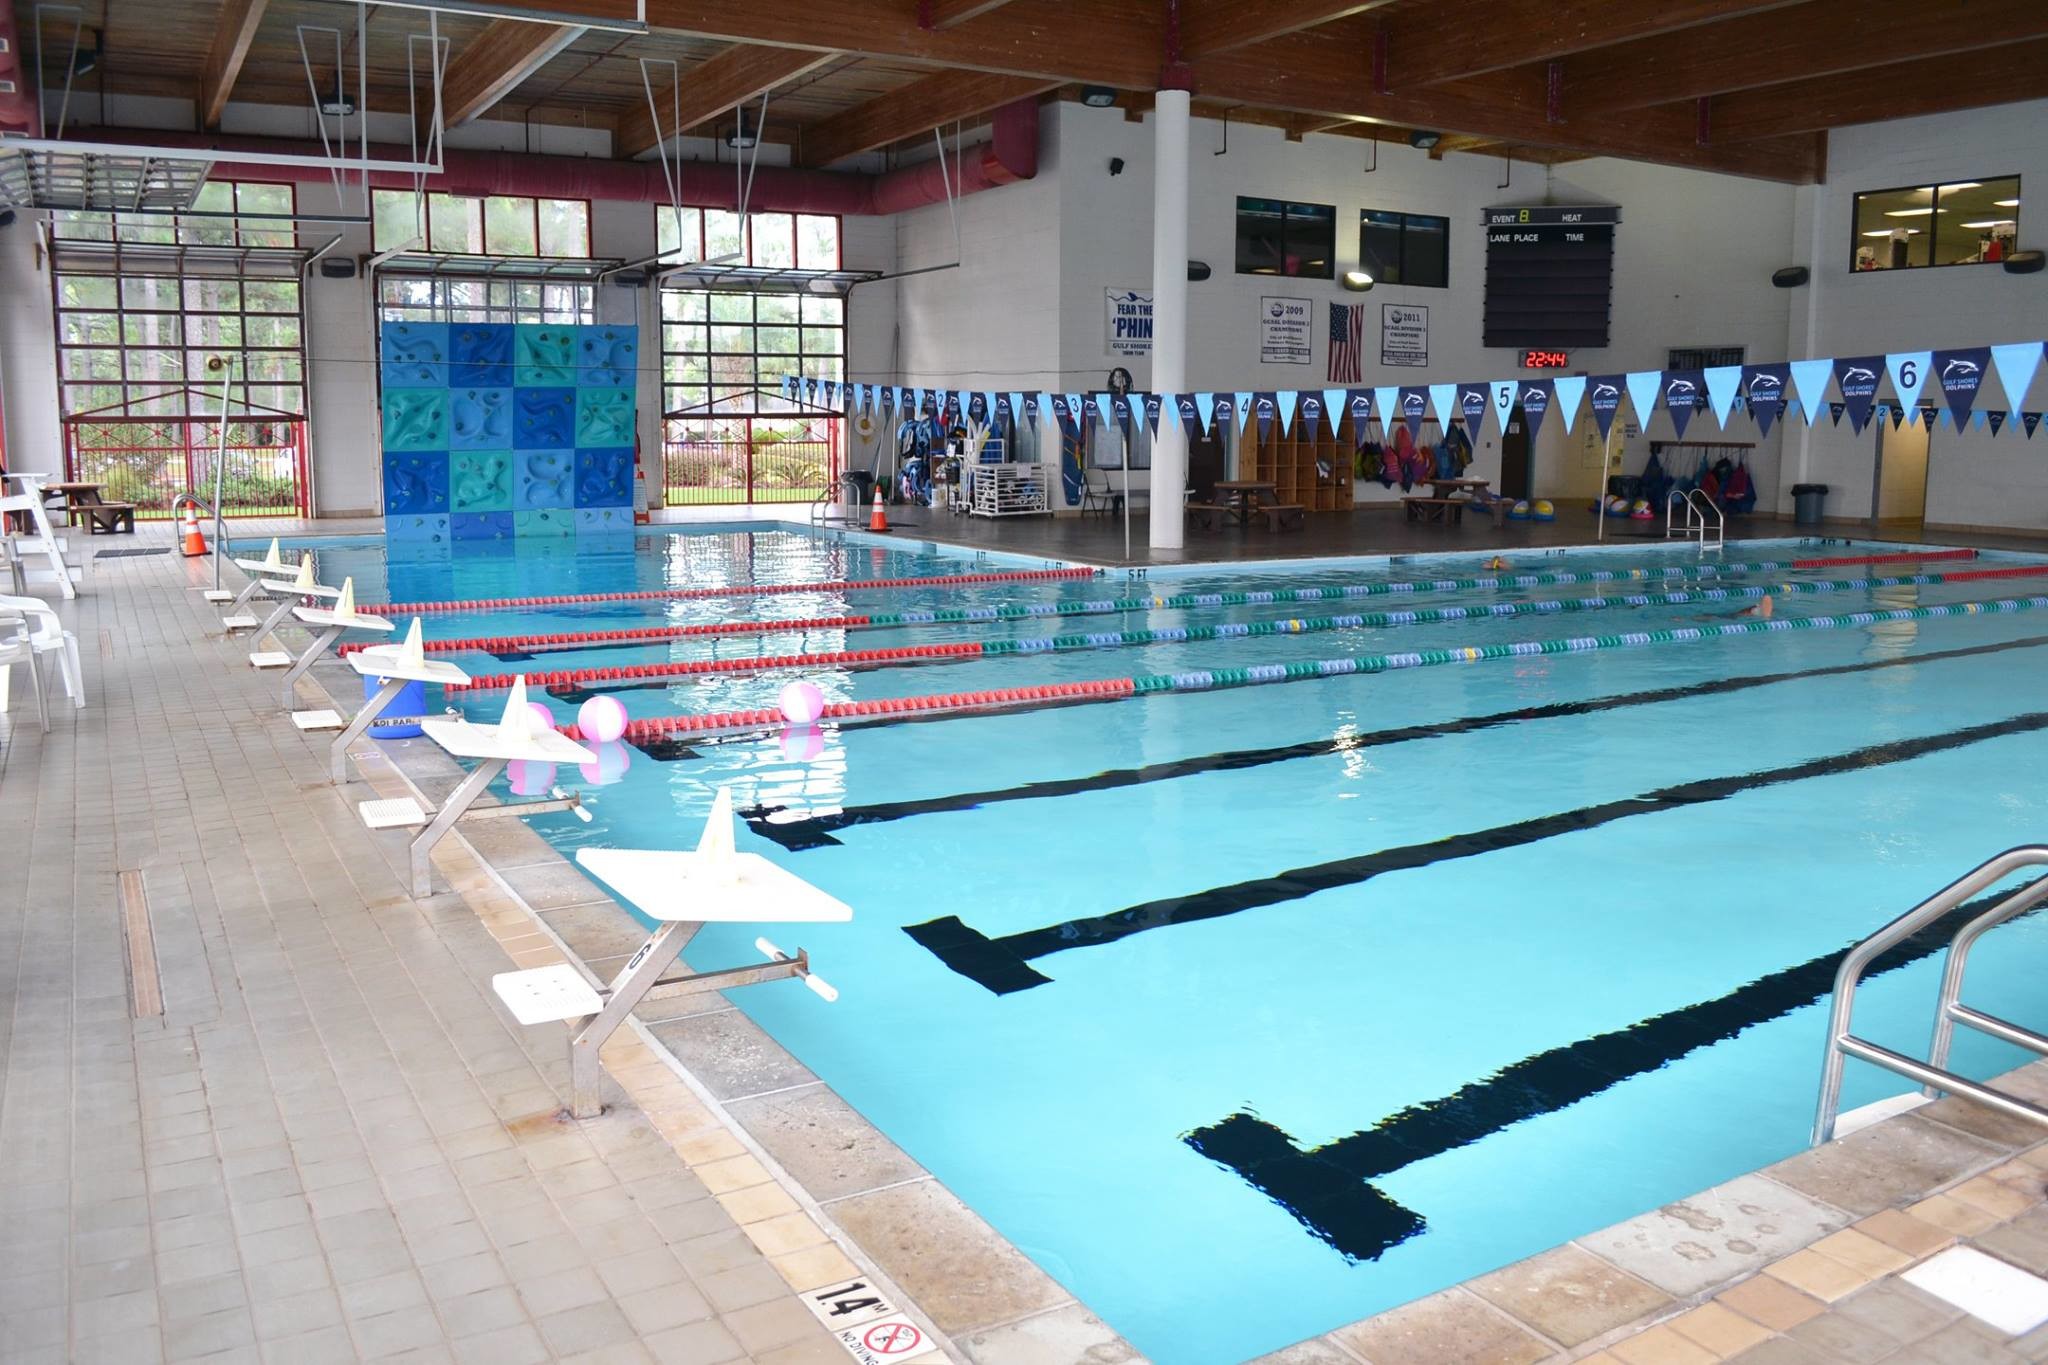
[563,677,1139,741]
[338,614,874,658]
[1789,548,1977,569]
[1935,564,2048,583]
[449,641,987,693]
[368,566,1097,616]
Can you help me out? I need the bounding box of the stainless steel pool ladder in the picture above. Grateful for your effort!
[809,488,857,526]
[1812,846,2048,1145]
[1665,488,1724,552]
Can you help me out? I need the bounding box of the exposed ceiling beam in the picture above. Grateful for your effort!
[438,20,585,128]
[920,0,1021,28]
[1179,1,1392,58]
[1388,0,1797,88]
[613,44,838,158]
[1705,39,2048,142]
[1563,0,2048,117]
[200,0,269,129]
[801,71,1057,166]
[643,0,1160,88]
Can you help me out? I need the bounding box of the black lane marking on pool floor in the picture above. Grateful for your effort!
[750,634,2048,850]
[905,707,2048,994]
[1182,885,2035,1263]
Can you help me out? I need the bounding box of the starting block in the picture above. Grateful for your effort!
[330,623,470,784]
[290,708,347,731]
[248,651,292,669]
[492,788,849,1118]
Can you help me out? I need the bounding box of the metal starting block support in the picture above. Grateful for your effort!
[489,833,851,1119]
[332,639,472,784]
[280,602,392,709]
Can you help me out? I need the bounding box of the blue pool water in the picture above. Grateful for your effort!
[281,526,2048,1364]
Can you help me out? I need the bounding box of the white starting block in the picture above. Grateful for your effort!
[368,677,592,897]
[216,540,311,618]
[234,558,339,639]
[248,650,292,669]
[279,578,393,708]
[493,788,849,1118]
[329,620,471,783]
[1,474,83,600]
[290,709,347,731]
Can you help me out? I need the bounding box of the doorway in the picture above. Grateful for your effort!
[1498,406,1532,500]
[1187,431,1224,501]
[1870,418,1930,528]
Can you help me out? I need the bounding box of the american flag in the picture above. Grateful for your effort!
[1328,302,1363,382]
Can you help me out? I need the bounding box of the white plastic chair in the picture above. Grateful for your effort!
[0,613,49,733]
[0,594,83,708]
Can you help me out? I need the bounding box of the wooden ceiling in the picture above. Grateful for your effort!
[15,0,2048,183]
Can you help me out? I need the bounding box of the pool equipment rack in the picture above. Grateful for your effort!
[492,790,848,1119]
[1666,487,1725,552]
[1813,847,2048,1145]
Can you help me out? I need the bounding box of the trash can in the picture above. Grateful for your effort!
[841,470,874,513]
[1791,483,1830,526]
[364,675,427,738]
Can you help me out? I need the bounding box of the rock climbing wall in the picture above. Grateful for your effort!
[378,321,639,541]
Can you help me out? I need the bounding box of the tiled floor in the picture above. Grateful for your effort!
[0,536,924,1364]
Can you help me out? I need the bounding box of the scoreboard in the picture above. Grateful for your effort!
[1482,205,1619,350]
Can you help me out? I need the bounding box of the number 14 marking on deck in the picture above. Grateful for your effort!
[801,1279,935,1364]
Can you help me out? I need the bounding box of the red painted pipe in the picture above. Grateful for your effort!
[369,566,1096,616]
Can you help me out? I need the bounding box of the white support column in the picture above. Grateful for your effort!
[1148,88,1192,554]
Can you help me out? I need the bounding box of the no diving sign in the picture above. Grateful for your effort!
[801,1279,936,1364]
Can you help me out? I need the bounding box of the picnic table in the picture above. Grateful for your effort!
[1191,480,1305,533]
[42,481,135,533]
[1404,478,1500,527]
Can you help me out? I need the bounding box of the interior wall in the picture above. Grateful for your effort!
[1787,99,2048,527]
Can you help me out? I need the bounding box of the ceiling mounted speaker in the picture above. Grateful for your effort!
[2004,249,2044,274]
[0,209,15,230]
[1187,260,1211,281]
[318,257,357,278]
[1771,265,1810,288]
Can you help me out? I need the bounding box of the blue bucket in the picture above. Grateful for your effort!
[364,675,427,738]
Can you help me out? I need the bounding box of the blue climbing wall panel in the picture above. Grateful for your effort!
[379,321,638,541]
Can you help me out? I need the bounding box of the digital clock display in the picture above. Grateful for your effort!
[1521,349,1571,369]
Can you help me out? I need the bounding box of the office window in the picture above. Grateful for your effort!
[1852,176,2018,271]
[1359,210,1449,288]
[371,190,591,257]
[1235,198,1335,278]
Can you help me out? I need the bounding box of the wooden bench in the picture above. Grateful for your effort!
[78,501,136,534]
[1187,501,1232,531]
[1259,503,1306,532]
[1403,496,1466,525]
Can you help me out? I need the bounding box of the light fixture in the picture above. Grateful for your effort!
[1862,229,1920,237]
[1939,181,1981,191]
[70,29,100,77]
[1341,270,1374,291]
[1996,198,2021,207]
[1408,130,1441,150]
[725,110,758,150]
[1884,208,1936,217]
[1080,86,1117,108]
[319,70,357,117]
[1960,219,2016,229]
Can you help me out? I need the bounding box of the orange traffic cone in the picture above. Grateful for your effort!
[868,489,891,534]
[179,505,208,557]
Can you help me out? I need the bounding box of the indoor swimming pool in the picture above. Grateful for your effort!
[279,525,2048,1364]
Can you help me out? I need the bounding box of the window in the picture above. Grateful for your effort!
[375,276,593,326]
[371,190,591,257]
[654,209,844,417]
[1851,176,2019,271]
[51,179,296,249]
[1359,210,1449,288]
[1235,198,1335,278]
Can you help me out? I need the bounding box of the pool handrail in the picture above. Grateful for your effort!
[1665,487,1725,553]
[1812,845,2048,1145]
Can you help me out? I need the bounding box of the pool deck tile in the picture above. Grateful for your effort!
[1328,1285,1556,1364]
[1468,1244,1676,1348]
[1573,1174,1854,1299]
[954,1303,1145,1365]
[1761,1112,2006,1217]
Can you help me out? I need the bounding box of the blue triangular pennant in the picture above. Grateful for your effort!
[1989,409,2007,436]
[1175,394,1200,436]
[1551,375,1586,435]
[1195,391,1216,434]
[1322,388,1347,437]
[1743,363,1790,439]
[1375,386,1402,433]
[1253,392,1278,443]
[1346,391,1373,449]
[1587,376,1625,441]
[1490,380,1517,432]
[2026,411,2043,439]
[1518,379,1552,440]
[1932,347,1992,429]
[1992,341,2044,417]
[1789,359,1832,426]
[1299,392,1324,440]
[1276,390,1298,436]
[1457,383,1490,436]
[1625,371,1663,433]
[1833,357,1881,433]
[1704,366,1742,429]
[1885,351,1932,414]
[1663,370,1703,439]
[1429,383,1459,433]
[1233,391,1253,433]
